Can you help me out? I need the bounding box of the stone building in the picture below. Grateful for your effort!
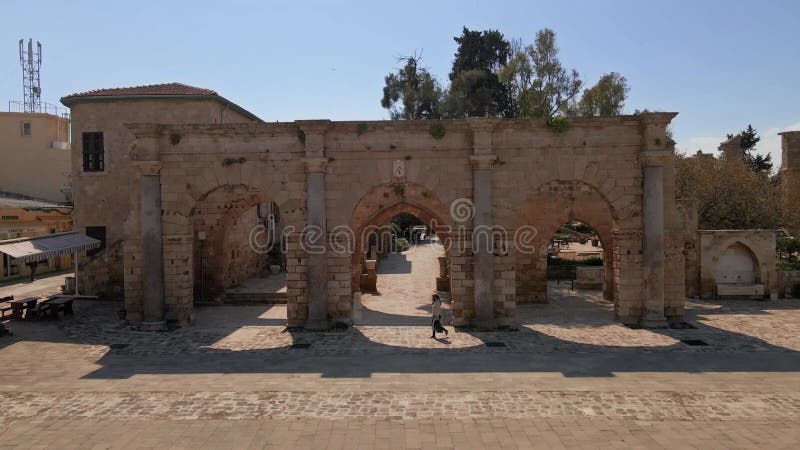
[0,110,71,203]
[62,82,684,330]
[60,83,260,299]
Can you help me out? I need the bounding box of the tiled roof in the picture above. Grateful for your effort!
[62,82,217,100]
[60,82,262,122]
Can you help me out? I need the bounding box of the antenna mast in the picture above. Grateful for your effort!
[19,38,42,113]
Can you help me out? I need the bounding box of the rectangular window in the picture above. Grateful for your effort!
[85,226,106,256]
[82,132,104,172]
[21,122,31,136]
[1,216,19,221]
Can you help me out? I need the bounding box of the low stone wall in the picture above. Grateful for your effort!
[777,271,800,298]
[575,266,604,289]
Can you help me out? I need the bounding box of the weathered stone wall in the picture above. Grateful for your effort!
[780,131,800,234]
[698,230,777,299]
[777,270,800,298]
[677,199,700,298]
[71,106,682,328]
[70,99,254,303]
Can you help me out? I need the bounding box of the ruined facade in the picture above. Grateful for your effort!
[780,131,800,234]
[62,83,685,330]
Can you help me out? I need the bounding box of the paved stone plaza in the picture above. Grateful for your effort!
[1,247,800,448]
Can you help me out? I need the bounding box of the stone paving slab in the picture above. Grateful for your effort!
[1,418,798,449]
[32,296,799,358]
[2,246,800,449]
[1,390,799,421]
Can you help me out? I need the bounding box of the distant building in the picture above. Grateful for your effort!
[0,194,73,280]
[0,110,71,203]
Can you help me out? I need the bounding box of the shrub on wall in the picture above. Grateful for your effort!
[546,116,570,133]
[428,123,446,140]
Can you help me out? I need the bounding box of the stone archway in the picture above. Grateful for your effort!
[188,184,276,301]
[515,180,618,305]
[348,182,460,321]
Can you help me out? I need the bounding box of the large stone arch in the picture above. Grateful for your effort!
[346,182,470,319]
[188,184,277,301]
[515,179,619,304]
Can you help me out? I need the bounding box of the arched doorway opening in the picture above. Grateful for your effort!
[190,185,286,304]
[544,220,609,316]
[349,183,456,326]
[357,211,444,324]
[515,180,618,310]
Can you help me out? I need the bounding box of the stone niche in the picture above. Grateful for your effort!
[698,230,776,299]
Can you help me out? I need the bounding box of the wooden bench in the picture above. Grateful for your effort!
[37,296,75,319]
[0,295,13,318]
[8,297,38,320]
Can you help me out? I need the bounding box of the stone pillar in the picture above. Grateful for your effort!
[468,117,500,330]
[641,151,669,328]
[471,156,496,329]
[297,120,331,330]
[780,131,800,234]
[304,157,329,330]
[136,162,167,331]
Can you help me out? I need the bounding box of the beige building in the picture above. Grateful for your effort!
[0,111,71,203]
[60,83,260,299]
[63,82,686,331]
[0,195,73,280]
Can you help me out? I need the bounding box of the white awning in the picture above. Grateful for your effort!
[0,231,101,263]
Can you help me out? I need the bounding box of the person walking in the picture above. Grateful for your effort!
[433,314,448,338]
[430,294,446,338]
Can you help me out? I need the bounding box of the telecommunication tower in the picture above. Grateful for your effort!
[19,38,42,113]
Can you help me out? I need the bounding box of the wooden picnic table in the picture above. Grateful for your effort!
[37,296,75,319]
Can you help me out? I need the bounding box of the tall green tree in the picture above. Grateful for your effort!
[726,124,773,174]
[498,28,582,118]
[381,56,443,120]
[576,72,629,116]
[441,28,512,118]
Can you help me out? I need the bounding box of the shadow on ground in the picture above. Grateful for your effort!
[2,285,799,379]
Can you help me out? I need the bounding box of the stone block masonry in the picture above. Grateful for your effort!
[66,92,683,329]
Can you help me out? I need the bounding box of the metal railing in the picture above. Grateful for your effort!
[7,100,70,119]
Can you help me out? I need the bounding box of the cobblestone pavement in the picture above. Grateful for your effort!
[1,390,799,421]
[3,418,797,450]
[2,245,800,448]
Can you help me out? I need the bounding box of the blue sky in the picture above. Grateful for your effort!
[2,0,798,168]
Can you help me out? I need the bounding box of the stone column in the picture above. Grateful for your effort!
[135,162,167,331]
[641,151,670,328]
[471,155,497,329]
[297,120,331,330]
[467,117,500,330]
[304,157,329,330]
